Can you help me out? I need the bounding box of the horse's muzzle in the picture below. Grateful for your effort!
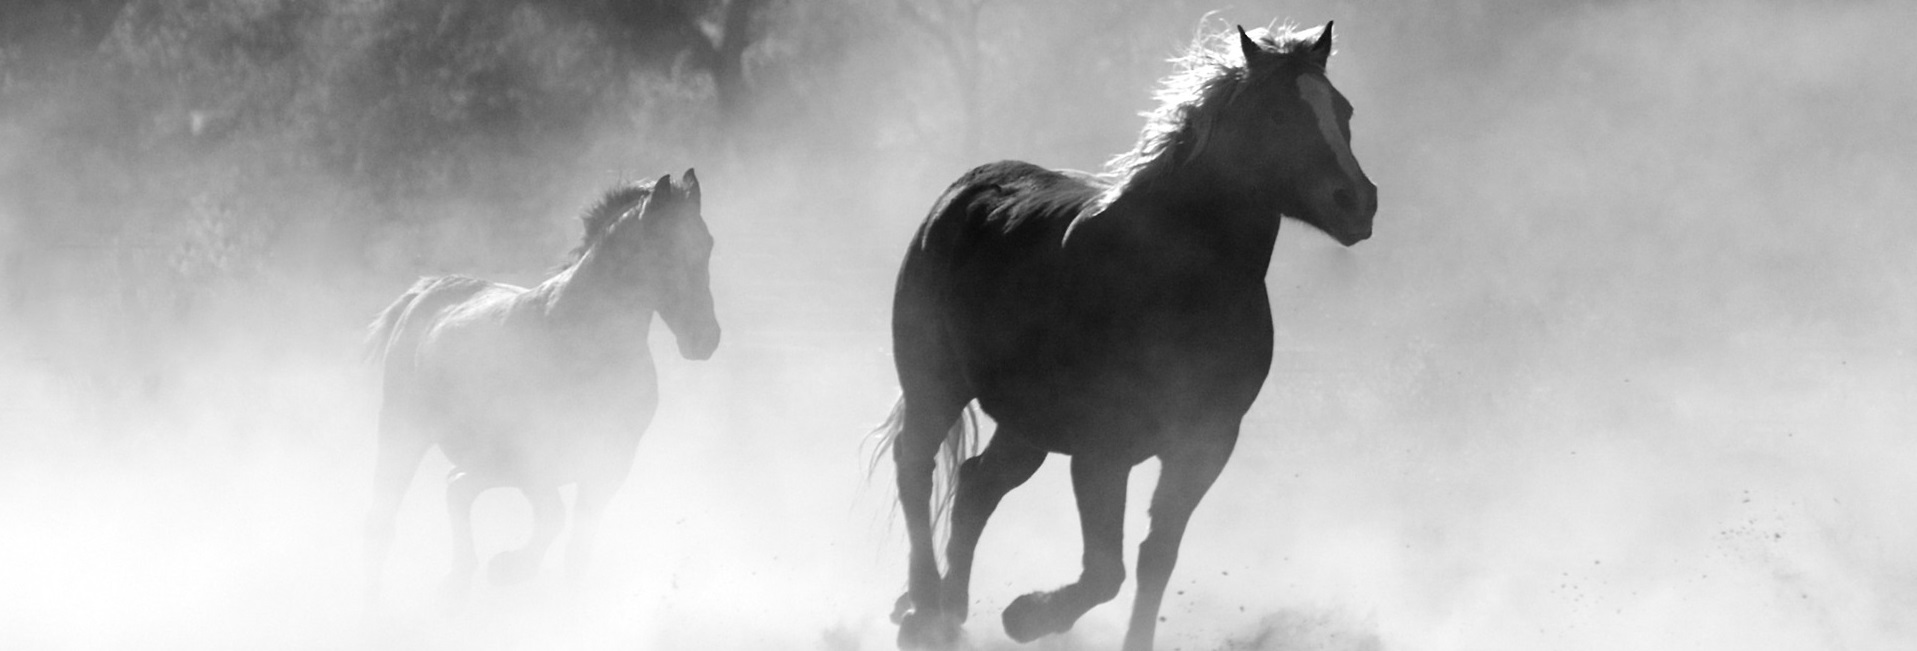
[1316,178,1376,246]
[678,327,720,360]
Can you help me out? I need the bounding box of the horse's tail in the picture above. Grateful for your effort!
[363,275,491,365]
[868,395,982,539]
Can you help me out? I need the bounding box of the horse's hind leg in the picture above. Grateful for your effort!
[1002,454,1131,643]
[1121,441,1231,651]
[362,410,429,609]
[893,389,968,648]
[892,267,975,647]
[939,430,1046,623]
[489,485,564,586]
[440,470,485,603]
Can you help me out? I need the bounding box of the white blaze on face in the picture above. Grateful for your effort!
[1295,74,1363,183]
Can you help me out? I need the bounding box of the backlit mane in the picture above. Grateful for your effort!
[564,180,655,264]
[1087,22,1325,215]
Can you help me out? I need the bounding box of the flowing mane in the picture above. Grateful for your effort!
[1088,22,1328,215]
[564,180,656,264]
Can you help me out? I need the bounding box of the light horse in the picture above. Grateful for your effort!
[876,23,1376,650]
[363,170,718,602]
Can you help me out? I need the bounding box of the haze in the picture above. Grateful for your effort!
[2,1,1912,649]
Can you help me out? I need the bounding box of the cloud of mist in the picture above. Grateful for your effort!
[2,0,1914,650]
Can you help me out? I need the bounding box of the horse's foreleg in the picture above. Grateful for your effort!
[489,485,565,586]
[939,432,1046,623]
[363,411,428,611]
[440,470,484,603]
[564,474,621,584]
[1002,455,1130,643]
[1121,441,1232,651]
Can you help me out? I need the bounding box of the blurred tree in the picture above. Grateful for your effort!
[885,0,1201,164]
[318,0,778,200]
[893,0,990,160]
[520,0,770,126]
[0,0,129,80]
[594,0,765,125]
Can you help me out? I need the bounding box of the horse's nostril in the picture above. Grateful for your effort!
[1331,188,1357,212]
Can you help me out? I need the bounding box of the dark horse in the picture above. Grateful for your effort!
[362,171,718,603]
[877,23,1376,650]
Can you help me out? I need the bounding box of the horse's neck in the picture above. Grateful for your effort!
[1116,170,1284,277]
[533,262,657,341]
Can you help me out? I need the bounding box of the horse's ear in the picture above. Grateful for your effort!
[656,173,674,194]
[1237,25,1262,63]
[682,167,700,202]
[1308,21,1334,68]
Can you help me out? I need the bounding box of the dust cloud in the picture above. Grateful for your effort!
[2,1,1914,650]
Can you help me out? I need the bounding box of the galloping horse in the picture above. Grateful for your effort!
[363,171,719,602]
[877,23,1376,650]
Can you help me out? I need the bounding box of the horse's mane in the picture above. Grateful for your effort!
[1087,22,1326,216]
[564,180,656,265]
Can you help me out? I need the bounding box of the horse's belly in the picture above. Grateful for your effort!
[424,376,659,485]
[436,416,647,485]
[964,298,1271,444]
[972,349,1265,460]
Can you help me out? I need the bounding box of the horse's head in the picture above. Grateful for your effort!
[601,169,720,360]
[1214,22,1376,245]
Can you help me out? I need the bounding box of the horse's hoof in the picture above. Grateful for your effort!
[1002,592,1067,643]
[897,610,962,649]
[488,550,541,586]
[890,592,914,625]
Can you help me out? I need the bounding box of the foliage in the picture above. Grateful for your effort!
[7,0,1907,416]
[0,0,784,393]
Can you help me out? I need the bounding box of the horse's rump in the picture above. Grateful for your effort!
[912,161,1104,262]
[897,161,1107,345]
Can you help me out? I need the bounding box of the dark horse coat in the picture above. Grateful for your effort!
[880,23,1376,651]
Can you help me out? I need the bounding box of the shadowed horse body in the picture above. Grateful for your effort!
[877,23,1377,650]
[362,171,718,603]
